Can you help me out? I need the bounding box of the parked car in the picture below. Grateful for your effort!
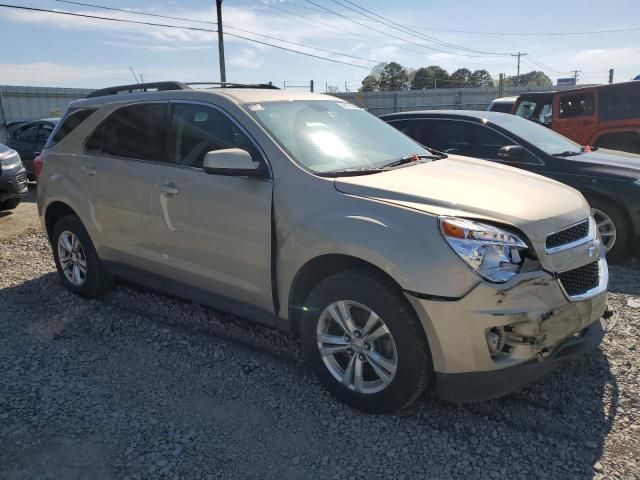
[382,110,640,261]
[486,96,518,113]
[0,143,28,210]
[6,118,59,179]
[38,81,609,412]
[511,81,640,154]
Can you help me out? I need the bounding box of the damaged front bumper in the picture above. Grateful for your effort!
[406,258,608,403]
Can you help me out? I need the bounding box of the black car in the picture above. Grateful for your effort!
[381,110,640,260]
[6,118,59,179]
[0,143,28,210]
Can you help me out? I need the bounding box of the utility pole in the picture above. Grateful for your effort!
[511,52,527,85]
[570,69,581,84]
[609,68,614,84]
[216,0,226,83]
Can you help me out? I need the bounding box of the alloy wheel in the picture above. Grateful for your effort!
[592,208,617,253]
[57,231,87,286]
[316,300,398,394]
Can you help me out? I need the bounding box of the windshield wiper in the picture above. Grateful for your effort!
[320,167,386,177]
[381,153,445,169]
[552,150,583,157]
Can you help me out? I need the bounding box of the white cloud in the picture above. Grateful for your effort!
[228,48,264,69]
[0,62,217,88]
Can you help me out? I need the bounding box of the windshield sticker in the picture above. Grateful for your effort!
[249,103,264,111]
[336,102,362,110]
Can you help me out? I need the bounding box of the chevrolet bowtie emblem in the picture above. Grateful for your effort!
[588,239,600,258]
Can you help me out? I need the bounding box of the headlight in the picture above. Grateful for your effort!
[0,151,22,170]
[439,217,529,283]
[634,179,640,187]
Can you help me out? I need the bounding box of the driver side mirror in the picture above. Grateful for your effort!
[497,145,525,160]
[203,148,263,177]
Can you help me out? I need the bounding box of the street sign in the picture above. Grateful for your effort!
[557,77,577,86]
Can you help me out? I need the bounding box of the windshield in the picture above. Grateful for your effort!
[246,100,429,173]
[491,114,581,155]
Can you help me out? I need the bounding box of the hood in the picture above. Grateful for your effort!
[0,144,17,159]
[334,155,590,243]
[567,148,640,179]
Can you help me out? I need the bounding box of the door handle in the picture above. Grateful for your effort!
[160,182,179,196]
[81,166,98,176]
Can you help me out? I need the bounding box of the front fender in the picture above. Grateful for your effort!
[276,195,480,319]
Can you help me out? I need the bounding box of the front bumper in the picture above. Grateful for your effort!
[436,318,605,402]
[406,261,608,402]
[0,164,28,200]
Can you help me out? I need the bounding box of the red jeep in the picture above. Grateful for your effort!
[512,81,640,154]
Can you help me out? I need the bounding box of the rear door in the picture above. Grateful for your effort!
[81,102,168,271]
[148,101,274,311]
[553,90,597,144]
[8,122,39,164]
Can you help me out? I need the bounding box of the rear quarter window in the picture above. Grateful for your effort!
[46,109,96,148]
[598,83,640,122]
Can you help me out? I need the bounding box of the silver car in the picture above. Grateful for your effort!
[37,82,609,412]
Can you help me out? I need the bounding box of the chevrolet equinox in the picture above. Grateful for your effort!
[37,82,609,413]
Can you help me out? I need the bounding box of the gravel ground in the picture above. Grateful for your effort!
[1,219,639,478]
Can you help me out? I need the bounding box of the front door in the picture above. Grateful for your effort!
[149,102,274,312]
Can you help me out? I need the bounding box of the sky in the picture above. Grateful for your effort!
[0,0,639,91]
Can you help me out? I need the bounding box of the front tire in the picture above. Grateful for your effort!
[51,215,114,298]
[587,196,628,262]
[299,270,433,413]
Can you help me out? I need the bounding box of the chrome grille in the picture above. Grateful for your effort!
[559,261,599,297]
[546,219,590,250]
[16,172,27,186]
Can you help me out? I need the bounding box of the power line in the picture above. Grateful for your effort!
[52,0,379,64]
[404,24,640,36]
[245,0,431,61]
[525,55,570,75]
[303,0,504,58]
[332,0,507,56]
[0,3,372,69]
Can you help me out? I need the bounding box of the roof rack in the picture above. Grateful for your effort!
[186,82,280,90]
[86,81,280,98]
[87,81,190,98]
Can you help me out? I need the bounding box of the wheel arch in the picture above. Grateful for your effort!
[287,254,405,337]
[44,201,80,241]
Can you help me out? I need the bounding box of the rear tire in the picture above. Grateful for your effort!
[0,198,20,210]
[299,269,433,413]
[51,215,114,298]
[587,196,628,262]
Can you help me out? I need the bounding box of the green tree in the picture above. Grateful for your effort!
[504,70,552,87]
[360,75,379,92]
[469,69,494,87]
[450,68,472,87]
[410,65,449,89]
[378,62,409,91]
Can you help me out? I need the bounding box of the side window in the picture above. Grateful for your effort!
[168,103,260,169]
[559,93,595,118]
[15,124,38,143]
[48,109,96,147]
[37,124,54,146]
[430,120,473,154]
[467,124,510,159]
[86,103,167,161]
